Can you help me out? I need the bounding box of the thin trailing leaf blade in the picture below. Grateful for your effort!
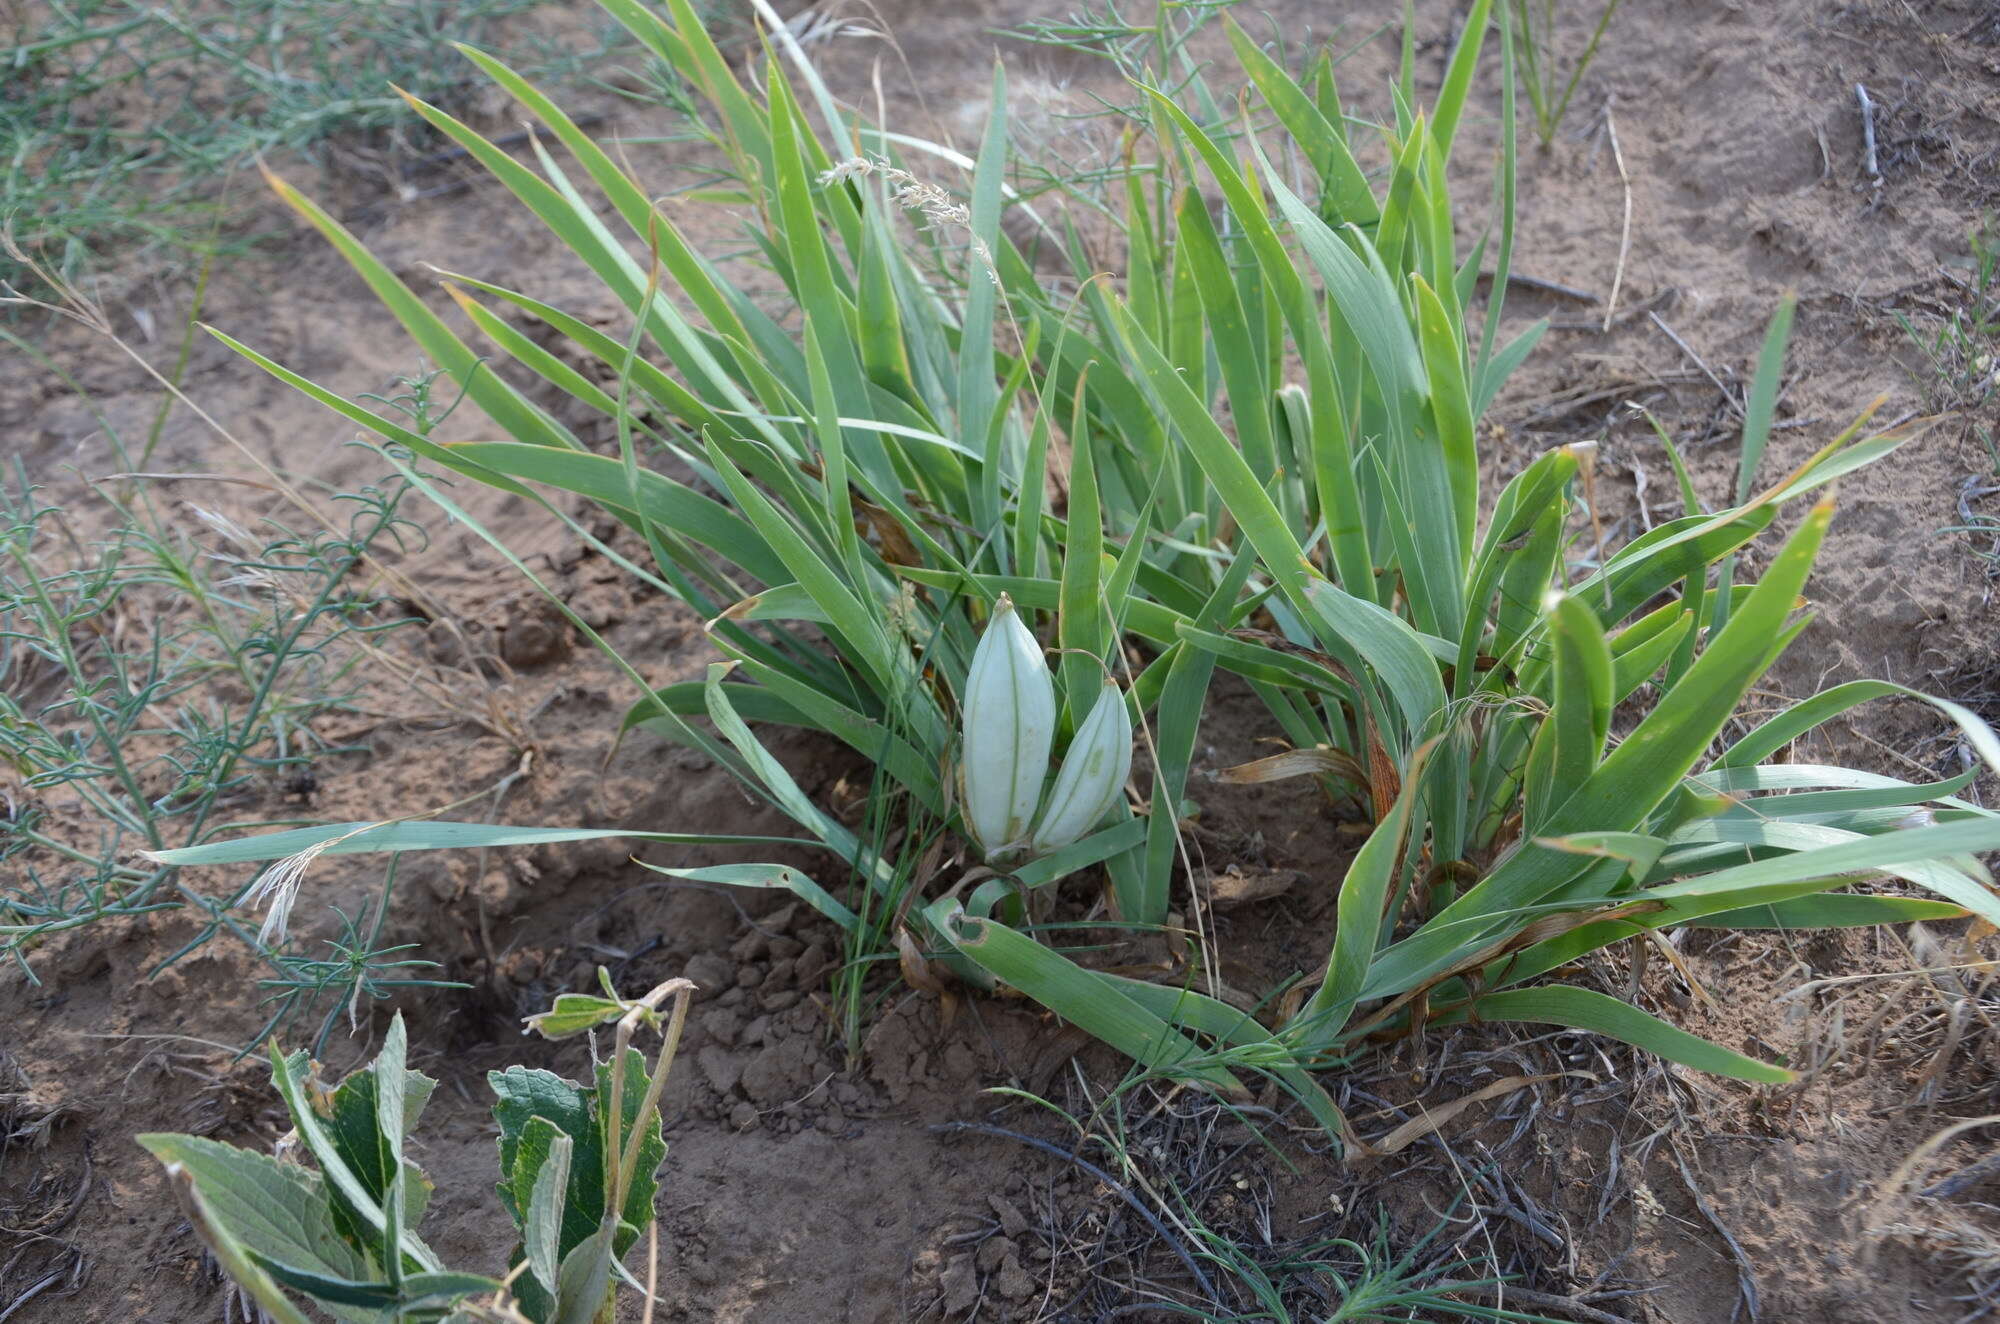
[1438,986,1793,1083]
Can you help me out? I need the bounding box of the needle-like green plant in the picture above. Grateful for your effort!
[1895,216,1999,413]
[149,0,2000,1143]
[1,0,640,296]
[1186,1208,1568,1323]
[1505,0,1624,147]
[0,445,447,1047]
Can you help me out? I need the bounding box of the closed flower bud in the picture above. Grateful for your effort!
[1028,678,1133,856]
[961,595,1055,857]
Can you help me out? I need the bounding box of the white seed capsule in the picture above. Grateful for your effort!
[961,594,1055,857]
[1028,678,1134,856]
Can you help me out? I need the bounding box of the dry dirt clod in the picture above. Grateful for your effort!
[939,1252,980,1315]
[701,1007,741,1047]
[794,939,831,986]
[682,952,733,995]
[495,596,570,668]
[739,1040,814,1104]
[976,1235,1016,1273]
[993,1251,1035,1303]
[988,1193,1031,1239]
[568,579,628,629]
[697,1046,742,1097]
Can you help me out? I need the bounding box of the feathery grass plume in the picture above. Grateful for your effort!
[820,154,998,282]
[241,843,328,945]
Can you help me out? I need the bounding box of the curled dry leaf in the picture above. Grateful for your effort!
[1363,722,1400,826]
[896,925,951,997]
[1204,864,1307,909]
[1226,626,1352,683]
[1216,746,1365,786]
[856,498,924,567]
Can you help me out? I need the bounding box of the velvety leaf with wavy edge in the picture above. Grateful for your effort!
[137,1134,373,1320]
[324,1018,435,1237]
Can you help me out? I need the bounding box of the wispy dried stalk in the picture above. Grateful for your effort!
[820,155,996,282]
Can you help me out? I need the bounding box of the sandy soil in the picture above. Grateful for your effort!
[4,1,1999,1320]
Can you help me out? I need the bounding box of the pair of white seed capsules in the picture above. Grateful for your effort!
[960,595,1134,864]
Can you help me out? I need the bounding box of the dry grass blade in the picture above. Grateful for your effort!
[1865,1113,2000,1252]
[930,1120,1223,1307]
[1365,1071,1588,1157]
[1602,105,1633,333]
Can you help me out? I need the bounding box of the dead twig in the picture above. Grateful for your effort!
[1671,1149,1759,1323]
[1647,312,1744,420]
[1856,83,1882,190]
[1866,1113,2000,1250]
[1457,1284,1640,1324]
[1511,368,1707,425]
[1603,107,1633,333]
[1505,272,1600,303]
[930,1120,1221,1306]
[1925,1150,2000,1200]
